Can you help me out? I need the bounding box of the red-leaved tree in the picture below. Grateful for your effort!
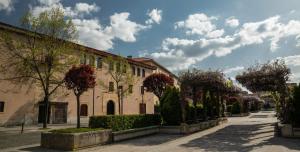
[64,65,96,128]
[143,73,174,101]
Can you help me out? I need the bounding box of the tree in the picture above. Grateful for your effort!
[143,73,174,101]
[160,87,182,125]
[236,60,290,122]
[0,8,77,128]
[179,69,227,121]
[64,65,96,128]
[291,84,300,126]
[102,56,133,115]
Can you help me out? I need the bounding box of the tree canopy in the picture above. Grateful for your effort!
[236,60,290,92]
[0,8,77,128]
[143,73,174,100]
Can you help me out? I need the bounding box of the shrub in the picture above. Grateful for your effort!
[227,105,233,113]
[231,102,241,114]
[161,87,182,125]
[185,103,204,123]
[291,84,300,127]
[89,114,161,131]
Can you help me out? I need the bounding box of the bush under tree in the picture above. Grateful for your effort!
[160,87,182,125]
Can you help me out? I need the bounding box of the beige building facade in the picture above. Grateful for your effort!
[0,22,177,126]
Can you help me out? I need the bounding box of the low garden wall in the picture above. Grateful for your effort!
[160,117,228,134]
[41,129,112,151]
[113,126,160,142]
[41,115,228,151]
[277,123,300,138]
[229,113,250,117]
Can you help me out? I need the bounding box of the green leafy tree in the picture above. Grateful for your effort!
[161,87,182,125]
[291,84,300,126]
[0,8,77,128]
[101,56,133,115]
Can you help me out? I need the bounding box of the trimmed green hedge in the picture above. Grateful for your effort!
[89,114,161,131]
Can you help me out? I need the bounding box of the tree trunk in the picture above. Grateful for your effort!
[43,96,49,129]
[76,95,81,128]
[118,91,121,115]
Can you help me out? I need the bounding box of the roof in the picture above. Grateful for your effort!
[0,21,156,70]
[131,57,178,79]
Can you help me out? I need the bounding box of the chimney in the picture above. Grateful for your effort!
[127,55,132,59]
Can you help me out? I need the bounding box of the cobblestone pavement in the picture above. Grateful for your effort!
[3,111,300,152]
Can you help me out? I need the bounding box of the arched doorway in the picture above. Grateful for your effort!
[107,100,115,115]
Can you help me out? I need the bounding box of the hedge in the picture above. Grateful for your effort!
[89,114,161,131]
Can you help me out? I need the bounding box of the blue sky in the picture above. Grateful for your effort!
[1,0,300,83]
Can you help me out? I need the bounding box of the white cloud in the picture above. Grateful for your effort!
[224,66,244,74]
[290,72,300,83]
[225,16,239,28]
[146,15,300,72]
[74,3,99,14]
[277,55,300,66]
[73,19,114,50]
[30,0,150,50]
[73,13,147,50]
[107,12,147,42]
[175,13,224,38]
[0,0,14,12]
[30,0,99,17]
[38,0,60,5]
[146,9,162,25]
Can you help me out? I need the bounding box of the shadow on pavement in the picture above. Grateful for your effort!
[20,146,63,152]
[117,133,184,146]
[180,122,300,152]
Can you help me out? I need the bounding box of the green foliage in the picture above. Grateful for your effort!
[161,87,182,125]
[227,105,233,113]
[50,128,102,133]
[89,114,161,131]
[231,102,241,114]
[185,103,204,123]
[291,84,300,126]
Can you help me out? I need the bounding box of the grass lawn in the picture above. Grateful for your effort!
[50,127,103,133]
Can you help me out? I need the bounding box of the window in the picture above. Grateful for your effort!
[137,68,141,77]
[80,54,86,65]
[123,65,127,73]
[109,61,114,71]
[129,85,133,94]
[80,104,88,116]
[142,69,145,77]
[89,55,95,67]
[0,101,4,112]
[116,62,121,72]
[96,57,102,69]
[131,66,135,75]
[109,82,114,92]
[141,86,144,94]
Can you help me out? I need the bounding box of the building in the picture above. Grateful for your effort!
[0,22,178,126]
[131,57,179,87]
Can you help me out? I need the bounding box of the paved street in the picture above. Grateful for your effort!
[2,111,300,152]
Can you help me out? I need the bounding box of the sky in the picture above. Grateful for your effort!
[0,0,300,83]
